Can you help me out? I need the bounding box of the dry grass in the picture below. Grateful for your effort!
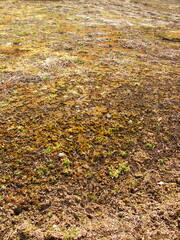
[0,0,179,239]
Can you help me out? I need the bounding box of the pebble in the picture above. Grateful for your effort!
[58,152,66,157]
[157,181,164,185]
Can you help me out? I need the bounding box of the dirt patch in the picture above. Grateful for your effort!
[0,0,179,239]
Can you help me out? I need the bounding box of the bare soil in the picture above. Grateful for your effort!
[0,0,179,239]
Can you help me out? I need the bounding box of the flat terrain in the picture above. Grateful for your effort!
[0,0,179,239]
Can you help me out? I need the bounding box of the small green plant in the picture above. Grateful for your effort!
[74,59,85,64]
[7,98,13,103]
[17,159,23,163]
[109,166,120,179]
[64,230,78,240]
[151,116,156,120]
[162,168,168,173]
[88,194,97,200]
[50,176,56,182]
[158,159,165,164]
[43,147,52,153]
[78,50,88,53]
[17,148,24,152]
[38,166,48,175]
[43,77,50,81]
[14,170,22,176]
[61,158,71,174]
[145,143,154,148]
[113,184,120,194]
[30,55,36,59]
[31,177,37,184]
[108,150,116,156]
[109,163,129,179]
[52,143,61,150]
[18,31,30,36]
[62,158,70,168]
[120,151,127,157]
[163,136,169,141]
[142,38,148,42]
[97,136,105,143]
[85,172,94,179]
[127,180,137,187]
[48,163,54,169]
[119,163,129,173]
[0,102,8,107]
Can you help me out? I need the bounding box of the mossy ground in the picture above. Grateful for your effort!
[0,0,179,239]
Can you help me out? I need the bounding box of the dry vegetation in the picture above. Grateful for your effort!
[0,0,179,239]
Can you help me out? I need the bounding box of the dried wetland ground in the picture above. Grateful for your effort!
[0,0,180,239]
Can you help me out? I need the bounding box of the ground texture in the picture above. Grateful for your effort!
[0,0,179,239]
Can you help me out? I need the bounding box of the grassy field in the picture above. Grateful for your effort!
[0,0,179,239]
